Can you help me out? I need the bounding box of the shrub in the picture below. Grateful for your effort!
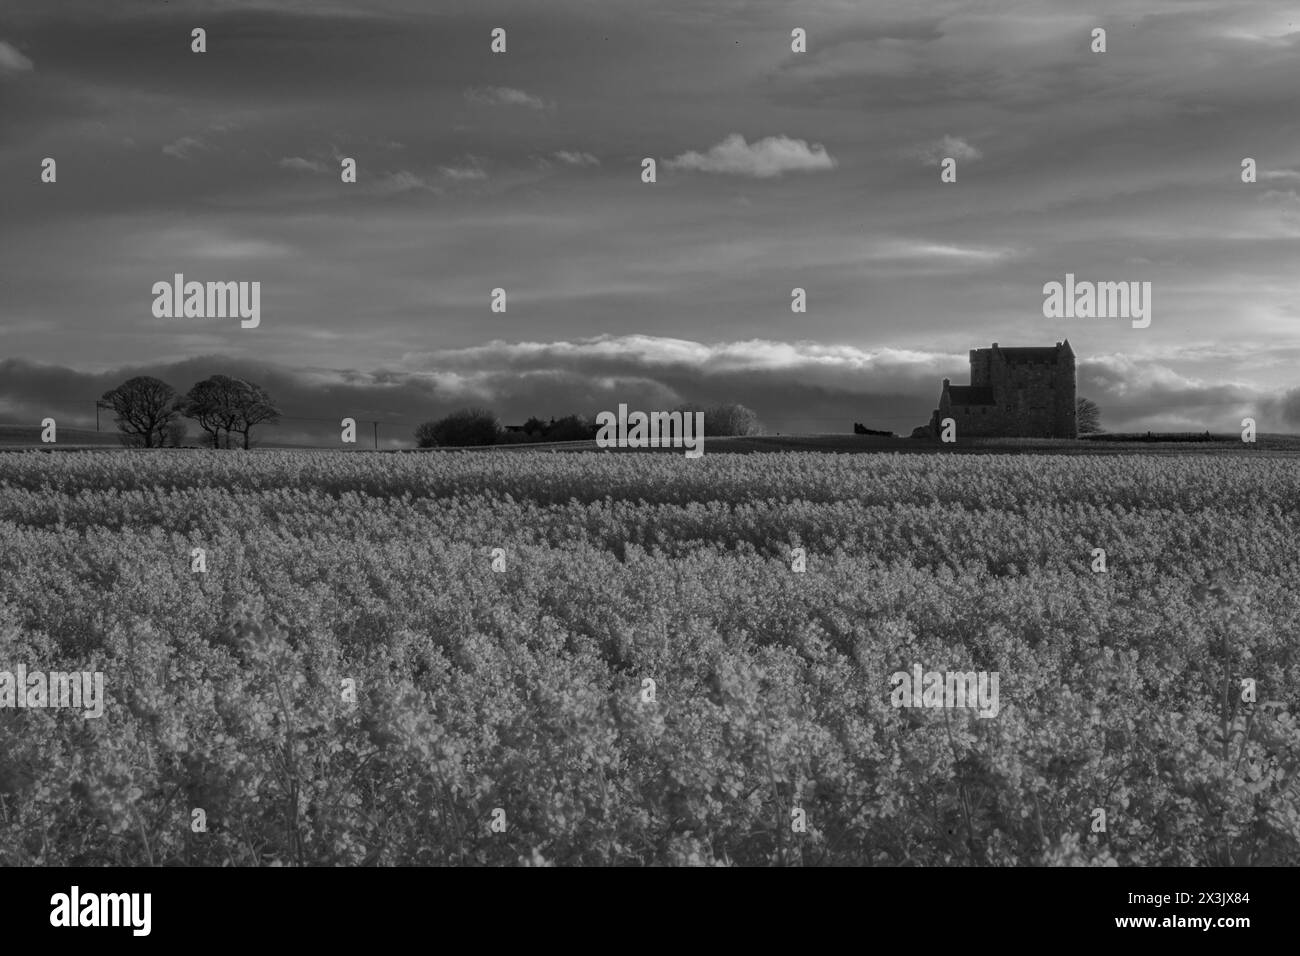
[416,408,500,448]
[414,421,439,448]
[543,415,596,442]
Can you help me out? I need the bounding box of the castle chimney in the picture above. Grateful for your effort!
[943,378,950,387]
[991,342,998,348]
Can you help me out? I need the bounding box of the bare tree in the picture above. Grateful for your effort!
[101,376,181,448]
[180,375,253,448]
[673,402,763,436]
[230,381,281,449]
[1077,396,1102,435]
[706,403,762,437]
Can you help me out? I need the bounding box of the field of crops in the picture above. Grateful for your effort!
[1,450,1298,866]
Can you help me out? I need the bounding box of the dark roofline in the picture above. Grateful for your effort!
[980,343,1070,365]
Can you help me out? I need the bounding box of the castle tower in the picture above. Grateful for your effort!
[1055,339,1077,438]
[926,342,1077,439]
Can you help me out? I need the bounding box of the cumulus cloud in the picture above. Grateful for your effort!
[0,40,33,72]
[666,134,837,178]
[907,135,982,166]
[393,335,954,431]
[279,156,328,174]
[1076,353,1277,431]
[414,335,935,375]
[464,86,551,110]
[414,336,953,389]
[391,337,1298,435]
[161,136,205,160]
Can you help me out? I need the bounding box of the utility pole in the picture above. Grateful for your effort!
[373,421,378,450]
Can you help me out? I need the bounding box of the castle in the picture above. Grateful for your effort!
[924,341,1077,438]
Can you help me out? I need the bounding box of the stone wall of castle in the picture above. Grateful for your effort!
[929,343,1077,439]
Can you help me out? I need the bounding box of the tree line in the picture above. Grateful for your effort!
[101,375,280,448]
[97,377,763,450]
[97,380,1095,449]
[414,403,763,447]
[94,384,1099,449]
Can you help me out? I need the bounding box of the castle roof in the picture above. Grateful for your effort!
[994,346,1064,364]
[947,385,996,405]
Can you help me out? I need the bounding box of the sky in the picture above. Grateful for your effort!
[2,0,1299,442]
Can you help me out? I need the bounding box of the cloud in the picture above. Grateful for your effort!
[666,134,836,178]
[1260,189,1300,229]
[369,170,438,195]
[390,335,954,431]
[464,86,551,110]
[1073,353,1292,431]
[416,335,938,376]
[190,238,294,260]
[1220,29,1299,48]
[279,156,329,174]
[0,40,33,73]
[907,135,982,166]
[554,150,599,167]
[438,165,487,182]
[1274,387,1300,426]
[867,239,1011,264]
[132,227,295,261]
[400,337,1298,435]
[161,136,205,160]
[2,333,1294,442]
[1261,169,1300,182]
